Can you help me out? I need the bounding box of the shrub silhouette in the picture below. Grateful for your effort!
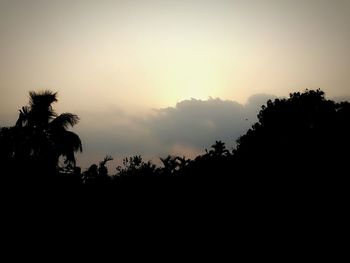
[116,155,158,178]
[82,155,113,183]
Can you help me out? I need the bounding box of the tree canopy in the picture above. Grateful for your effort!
[0,89,349,186]
[0,91,82,181]
[235,89,350,175]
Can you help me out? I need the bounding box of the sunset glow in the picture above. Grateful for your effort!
[1,0,350,167]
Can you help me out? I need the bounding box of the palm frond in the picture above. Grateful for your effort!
[54,130,82,166]
[28,91,58,126]
[29,90,58,108]
[15,106,30,127]
[63,130,83,153]
[49,113,80,130]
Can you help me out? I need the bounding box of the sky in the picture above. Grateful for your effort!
[1,0,350,168]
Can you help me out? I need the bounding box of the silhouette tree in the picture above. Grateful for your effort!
[234,89,350,176]
[82,164,99,184]
[2,88,348,187]
[207,140,230,157]
[11,91,82,177]
[160,155,184,176]
[116,155,158,178]
[98,155,113,178]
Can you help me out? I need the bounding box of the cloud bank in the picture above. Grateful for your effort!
[76,94,276,168]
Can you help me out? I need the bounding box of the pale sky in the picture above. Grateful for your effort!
[1,0,350,168]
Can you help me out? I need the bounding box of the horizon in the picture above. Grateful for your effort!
[1,0,350,169]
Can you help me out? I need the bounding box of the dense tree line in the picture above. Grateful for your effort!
[0,89,349,186]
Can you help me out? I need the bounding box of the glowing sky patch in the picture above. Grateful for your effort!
[1,0,350,166]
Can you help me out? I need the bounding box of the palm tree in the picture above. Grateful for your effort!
[15,91,82,174]
[208,141,230,157]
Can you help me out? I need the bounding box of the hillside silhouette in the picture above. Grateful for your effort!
[0,89,349,189]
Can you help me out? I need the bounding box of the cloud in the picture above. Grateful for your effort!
[333,96,350,103]
[144,94,275,151]
[75,94,276,168]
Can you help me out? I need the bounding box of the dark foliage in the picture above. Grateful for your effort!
[235,89,350,177]
[0,91,82,183]
[0,89,349,190]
